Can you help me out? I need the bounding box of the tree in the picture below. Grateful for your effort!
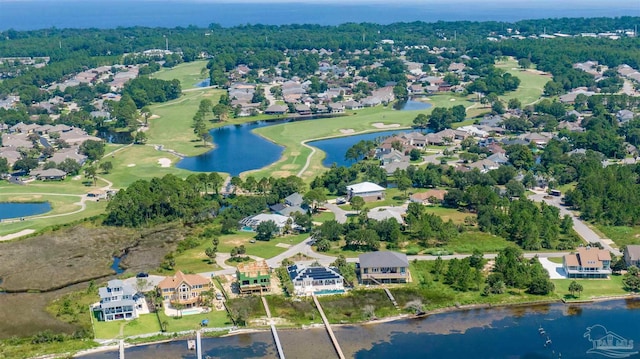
[611,257,627,274]
[303,188,326,213]
[0,157,8,174]
[413,113,429,128]
[134,131,147,144]
[508,98,522,110]
[623,266,640,292]
[350,196,365,214]
[409,149,422,161]
[506,144,534,170]
[13,158,38,173]
[517,58,532,69]
[57,158,81,175]
[84,165,97,186]
[568,280,583,297]
[255,220,279,241]
[99,161,113,174]
[205,247,217,263]
[80,140,105,162]
[397,174,412,197]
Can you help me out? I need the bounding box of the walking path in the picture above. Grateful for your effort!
[261,297,286,359]
[296,141,316,177]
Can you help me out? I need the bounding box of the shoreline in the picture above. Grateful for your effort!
[73,294,640,357]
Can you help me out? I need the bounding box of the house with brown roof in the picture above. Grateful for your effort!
[563,247,612,278]
[157,271,212,307]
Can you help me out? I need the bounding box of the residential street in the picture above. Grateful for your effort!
[528,190,621,256]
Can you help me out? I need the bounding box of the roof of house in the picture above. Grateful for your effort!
[626,245,640,262]
[288,264,343,282]
[237,260,270,278]
[270,203,287,212]
[565,247,611,268]
[359,251,408,268]
[98,279,136,300]
[157,271,210,290]
[284,192,303,206]
[279,205,305,217]
[347,181,386,194]
[33,168,67,177]
[367,208,404,224]
[240,213,291,228]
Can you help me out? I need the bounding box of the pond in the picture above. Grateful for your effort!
[79,299,640,359]
[194,78,211,88]
[308,129,410,168]
[396,99,433,111]
[0,202,51,220]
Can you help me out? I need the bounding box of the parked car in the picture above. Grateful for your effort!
[336,197,347,204]
[136,272,149,278]
[216,292,224,300]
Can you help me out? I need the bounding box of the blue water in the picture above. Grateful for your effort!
[194,78,210,88]
[398,100,432,111]
[176,120,285,175]
[110,256,125,274]
[0,1,637,30]
[309,129,414,168]
[76,299,640,359]
[0,202,51,220]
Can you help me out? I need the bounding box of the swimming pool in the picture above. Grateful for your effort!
[240,226,255,232]
[181,309,201,315]
[314,289,345,296]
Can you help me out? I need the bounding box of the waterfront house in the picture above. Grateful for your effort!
[287,264,345,296]
[93,279,142,321]
[346,181,386,202]
[624,245,640,268]
[358,251,409,284]
[157,271,212,308]
[563,247,612,278]
[237,260,271,294]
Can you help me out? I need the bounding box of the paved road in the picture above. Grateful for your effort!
[324,203,356,224]
[528,190,621,256]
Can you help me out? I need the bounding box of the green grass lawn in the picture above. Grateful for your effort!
[157,309,231,333]
[444,231,515,254]
[174,231,309,272]
[93,314,162,339]
[146,89,224,156]
[151,61,209,89]
[312,211,335,223]
[495,57,551,106]
[548,257,564,264]
[596,225,640,247]
[553,275,627,300]
[102,145,194,188]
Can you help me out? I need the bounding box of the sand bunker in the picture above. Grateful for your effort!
[372,123,401,129]
[158,158,171,168]
[127,164,136,167]
[148,114,160,120]
[340,129,355,134]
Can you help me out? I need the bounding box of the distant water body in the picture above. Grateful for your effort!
[0,1,638,30]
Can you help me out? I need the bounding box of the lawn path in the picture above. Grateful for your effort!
[296,141,316,177]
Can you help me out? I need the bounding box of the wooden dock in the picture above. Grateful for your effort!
[261,296,286,359]
[312,294,346,359]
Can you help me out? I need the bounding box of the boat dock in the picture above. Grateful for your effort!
[261,296,286,359]
[312,294,346,359]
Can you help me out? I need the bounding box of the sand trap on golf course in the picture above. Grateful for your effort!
[158,158,171,168]
[340,129,355,134]
[372,123,401,129]
[127,164,136,167]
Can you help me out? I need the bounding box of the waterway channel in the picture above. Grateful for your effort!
[80,299,640,359]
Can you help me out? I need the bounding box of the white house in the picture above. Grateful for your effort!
[346,181,386,201]
[287,264,345,296]
[239,213,296,232]
[93,280,143,321]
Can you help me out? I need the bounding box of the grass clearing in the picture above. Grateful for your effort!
[552,275,627,300]
[596,225,640,247]
[445,231,515,254]
[157,309,231,333]
[102,145,193,187]
[151,61,209,88]
[318,289,398,323]
[495,57,551,106]
[313,211,335,223]
[265,296,321,326]
[93,314,162,339]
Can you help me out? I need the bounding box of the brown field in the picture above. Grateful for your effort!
[0,224,186,338]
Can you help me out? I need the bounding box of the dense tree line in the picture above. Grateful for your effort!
[122,77,181,108]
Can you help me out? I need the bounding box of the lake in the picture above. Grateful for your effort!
[308,129,411,168]
[396,99,432,111]
[0,202,51,220]
[79,299,640,359]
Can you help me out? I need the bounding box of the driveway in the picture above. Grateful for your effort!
[324,203,357,224]
[538,257,567,279]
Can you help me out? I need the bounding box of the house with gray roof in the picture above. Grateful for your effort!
[93,279,141,321]
[358,251,409,284]
[624,245,640,268]
[284,192,304,207]
[32,168,67,181]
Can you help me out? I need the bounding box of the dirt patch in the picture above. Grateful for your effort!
[372,122,401,129]
[149,114,161,120]
[281,164,297,170]
[0,225,184,292]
